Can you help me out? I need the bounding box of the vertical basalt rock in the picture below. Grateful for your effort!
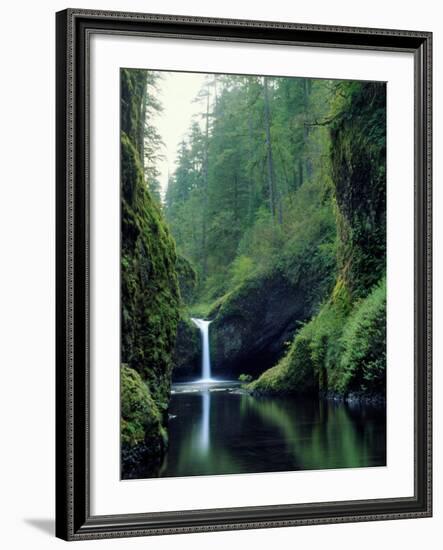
[120,69,181,477]
[330,82,386,300]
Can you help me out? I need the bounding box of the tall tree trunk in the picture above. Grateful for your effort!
[303,79,313,180]
[247,113,254,225]
[213,75,218,109]
[201,90,210,279]
[263,77,278,224]
[234,172,239,226]
[276,188,283,225]
[298,158,304,188]
[139,84,147,172]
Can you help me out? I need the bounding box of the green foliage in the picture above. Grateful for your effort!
[238,373,253,384]
[120,69,181,472]
[250,275,386,397]
[248,81,386,397]
[249,281,350,394]
[188,302,214,319]
[120,365,166,448]
[211,272,274,319]
[121,69,180,408]
[249,333,317,395]
[330,81,386,299]
[229,255,255,288]
[336,277,386,394]
[247,364,286,394]
[120,68,146,155]
[138,72,387,400]
[165,76,337,305]
[176,255,198,304]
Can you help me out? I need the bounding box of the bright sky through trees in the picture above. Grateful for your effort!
[155,71,206,198]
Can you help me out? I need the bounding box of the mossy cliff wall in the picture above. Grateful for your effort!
[251,82,387,400]
[120,69,181,476]
[331,82,386,299]
[172,316,201,381]
[171,256,201,381]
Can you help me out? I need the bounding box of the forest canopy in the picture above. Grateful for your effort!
[165,74,340,306]
[161,72,386,394]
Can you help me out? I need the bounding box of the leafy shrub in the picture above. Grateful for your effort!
[249,332,316,394]
[336,277,386,394]
[230,255,255,287]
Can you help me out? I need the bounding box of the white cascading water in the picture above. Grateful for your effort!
[191,318,213,381]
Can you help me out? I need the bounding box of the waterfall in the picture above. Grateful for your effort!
[191,318,213,381]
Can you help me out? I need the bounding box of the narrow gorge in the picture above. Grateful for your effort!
[120,69,387,479]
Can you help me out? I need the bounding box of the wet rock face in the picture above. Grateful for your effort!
[172,318,201,381]
[120,69,181,476]
[209,273,309,378]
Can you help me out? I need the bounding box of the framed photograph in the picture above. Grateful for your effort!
[55,9,432,541]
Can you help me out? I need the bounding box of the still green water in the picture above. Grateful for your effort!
[136,381,386,479]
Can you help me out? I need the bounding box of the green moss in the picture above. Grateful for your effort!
[189,290,233,319]
[248,363,288,394]
[238,373,253,384]
[249,295,347,395]
[120,365,164,448]
[335,277,386,394]
[121,132,180,405]
[330,82,386,299]
[120,69,180,407]
[120,69,181,473]
[172,315,201,379]
[249,332,317,394]
[189,302,213,318]
[251,277,386,397]
[120,68,146,156]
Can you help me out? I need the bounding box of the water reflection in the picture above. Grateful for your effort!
[199,391,210,453]
[132,382,386,479]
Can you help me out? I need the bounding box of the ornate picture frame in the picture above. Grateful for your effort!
[55,9,432,540]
